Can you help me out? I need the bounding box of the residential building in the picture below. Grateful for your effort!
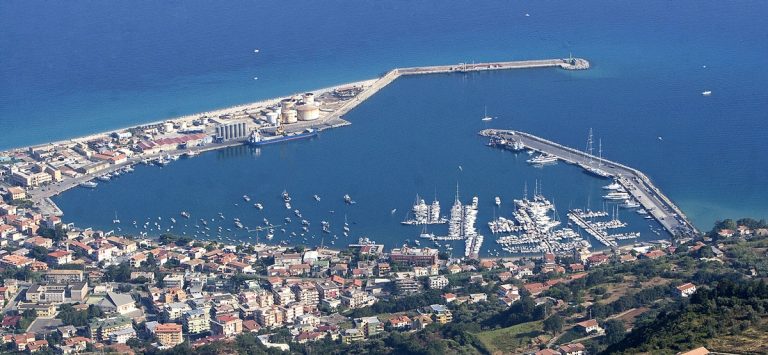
[182,309,210,335]
[211,315,243,337]
[389,246,439,266]
[677,283,697,297]
[155,323,183,348]
[428,275,449,289]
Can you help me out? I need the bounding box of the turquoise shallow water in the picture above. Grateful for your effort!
[1,0,765,237]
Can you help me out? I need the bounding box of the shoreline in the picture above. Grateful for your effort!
[12,78,379,153]
[6,57,589,221]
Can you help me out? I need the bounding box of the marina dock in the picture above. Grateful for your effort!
[480,129,699,240]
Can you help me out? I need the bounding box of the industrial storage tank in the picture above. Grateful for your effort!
[296,104,320,121]
[281,109,298,124]
[280,98,296,110]
[266,111,279,125]
[302,92,315,105]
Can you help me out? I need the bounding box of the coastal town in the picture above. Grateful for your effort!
[0,186,749,354]
[0,56,754,354]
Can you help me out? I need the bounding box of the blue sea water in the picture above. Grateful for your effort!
[2,1,767,243]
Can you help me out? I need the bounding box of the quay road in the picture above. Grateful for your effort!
[325,57,589,124]
[480,129,699,240]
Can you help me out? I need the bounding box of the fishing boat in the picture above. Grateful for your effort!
[282,190,291,202]
[343,194,353,204]
[285,202,291,210]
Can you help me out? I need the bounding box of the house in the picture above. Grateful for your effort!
[535,349,560,355]
[447,264,462,274]
[388,315,411,329]
[47,250,73,265]
[677,283,697,297]
[442,293,457,303]
[469,293,488,303]
[642,250,666,260]
[576,319,602,334]
[341,328,364,344]
[559,342,586,355]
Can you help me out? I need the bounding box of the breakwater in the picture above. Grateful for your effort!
[480,128,699,239]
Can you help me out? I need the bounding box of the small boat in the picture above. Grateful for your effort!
[181,211,190,218]
[79,181,98,188]
[702,90,712,96]
[234,221,244,229]
[97,175,111,182]
[313,194,321,202]
[391,209,397,215]
[112,212,120,224]
[481,106,494,121]
[254,203,263,210]
[282,190,291,202]
[285,202,291,210]
[343,194,353,204]
[243,195,251,202]
[494,197,501,206]
[603,182,622,190]
[285,217,292,223]
[170,218,176,224]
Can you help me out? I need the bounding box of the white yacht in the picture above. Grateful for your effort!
[527,153,558,165]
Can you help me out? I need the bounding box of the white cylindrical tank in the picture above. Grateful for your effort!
[281,109,298,124]
[302,92,315,105]
[266,112,279,125]
[163,122,174,132]
[296,104,320,121]
[280,98,296,111]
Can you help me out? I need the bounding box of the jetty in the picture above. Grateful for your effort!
[480,129,698,240]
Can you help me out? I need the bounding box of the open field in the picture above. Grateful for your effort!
[473,320,547,354]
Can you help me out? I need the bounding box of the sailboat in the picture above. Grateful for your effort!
[481,106,494,121]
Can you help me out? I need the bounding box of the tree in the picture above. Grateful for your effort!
[543,314,564,335]
[604,319,626,345]
[29,246,49,262]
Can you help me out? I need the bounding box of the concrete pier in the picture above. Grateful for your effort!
[480,129,698,240]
